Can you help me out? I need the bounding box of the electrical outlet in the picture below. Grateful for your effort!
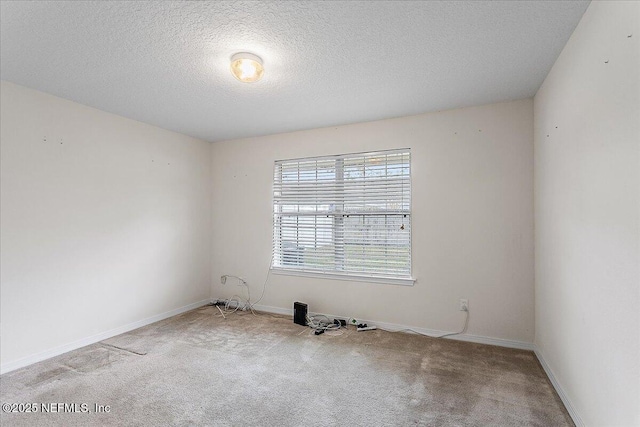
[459,299,468,311]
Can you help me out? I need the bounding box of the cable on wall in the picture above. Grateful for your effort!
[435,308,469,338]
[214,255,274,317]
[215,275,256,315]
[249,255,274,309]
[378,307,469,339]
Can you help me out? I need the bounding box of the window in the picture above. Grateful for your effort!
[272,149,412,284]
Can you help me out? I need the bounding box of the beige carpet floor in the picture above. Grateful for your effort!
[0,306,573,426]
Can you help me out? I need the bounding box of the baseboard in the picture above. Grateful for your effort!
[0,299,211,375]
[534,347,584,427]
[251,303,533,351]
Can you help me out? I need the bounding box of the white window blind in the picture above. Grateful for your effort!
[273,149,411,281]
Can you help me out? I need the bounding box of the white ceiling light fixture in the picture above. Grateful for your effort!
[230,52,264,83]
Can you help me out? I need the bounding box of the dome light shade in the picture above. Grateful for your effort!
[230,52,264,83]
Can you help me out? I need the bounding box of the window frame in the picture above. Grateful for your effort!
[271,149,414,286]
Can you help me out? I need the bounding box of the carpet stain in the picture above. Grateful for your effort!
[24,366,74,388]
[61,346,128,373]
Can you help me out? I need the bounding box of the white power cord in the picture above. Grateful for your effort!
[215,305,226,319]
[249,255,273,309]
[379,307,470,339]
[435,307,469,338]
[216,275,255,315]
[220,275,246,287]
[215,256,273,317]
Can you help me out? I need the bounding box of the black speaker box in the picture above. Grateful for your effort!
[293,302,308,326]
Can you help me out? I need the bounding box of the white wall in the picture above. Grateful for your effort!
[0,81,212,371]
[534,1,640,426]
[211,99,534,344]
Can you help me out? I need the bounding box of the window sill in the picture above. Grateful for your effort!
[270,268,415,286]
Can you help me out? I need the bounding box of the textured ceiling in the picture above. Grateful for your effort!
[0,1,589,142]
